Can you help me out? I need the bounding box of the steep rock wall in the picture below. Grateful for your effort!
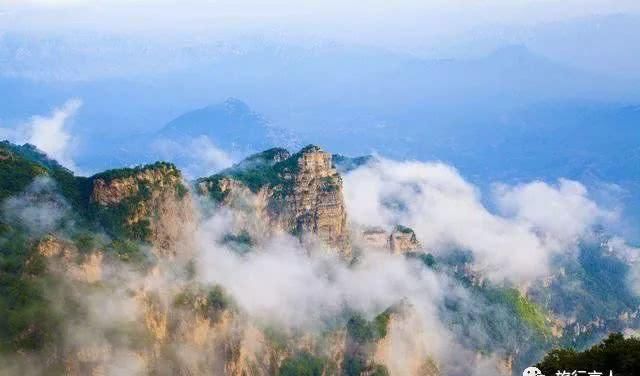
[198,146,351,256]
[89,162,196,255]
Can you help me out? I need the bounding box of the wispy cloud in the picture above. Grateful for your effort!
[0,99,82,172]
[343,158,613,284]
[151,135,234,179]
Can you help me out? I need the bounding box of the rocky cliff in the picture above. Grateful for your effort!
[2,140,639,376]
[89,162,195,255]
[197,145,351,256]
[361,225,421,254]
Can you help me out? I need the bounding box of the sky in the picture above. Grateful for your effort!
[0,0,639,223]
[1,1,639,61]
[1,5,640,370]
[0,0,638,83]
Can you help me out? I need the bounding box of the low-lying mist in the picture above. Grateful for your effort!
[0,151,637,376]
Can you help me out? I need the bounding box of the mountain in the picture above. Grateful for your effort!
[1,141,639,376]
[2,37,638,175]
[197,145,351,255]
[158,98,296,153]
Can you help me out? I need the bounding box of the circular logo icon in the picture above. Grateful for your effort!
[523,367,544,376]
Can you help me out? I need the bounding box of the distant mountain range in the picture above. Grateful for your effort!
[1,38,639,227]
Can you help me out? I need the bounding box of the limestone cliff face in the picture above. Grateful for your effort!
[89,162,195,255]
[389,226,420,254]
[35,235,103,283]
[268,145,350,254]
[372,307,440,376]
[198,146,351,256]
[28,233,437,376]
[342,304,439,376]
[361,225,421,254]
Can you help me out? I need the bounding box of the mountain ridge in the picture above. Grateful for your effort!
[1,139,639,375]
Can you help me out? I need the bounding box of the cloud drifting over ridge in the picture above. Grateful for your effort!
[0,99,82,172]
[152,135,234,179]
[2,176,70,236]
[26,99,82,170]
[0,146,632,375]
[192,207,475,372]
[343,158,612,284]
[494,179,615,250]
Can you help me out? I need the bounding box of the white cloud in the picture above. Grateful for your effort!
[2,176,70,235]
[1,99,82,171]
[193,208,468,369]
[494,179,615,250]
[151,135,233,179]
[343,158,611,284]
[191,202,540,373]
[26,99,81,170]
[0,153,626,374]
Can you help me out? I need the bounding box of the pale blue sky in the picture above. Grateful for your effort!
[1,1,639,79]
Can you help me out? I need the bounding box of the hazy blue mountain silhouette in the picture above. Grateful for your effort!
[158,98,279,152]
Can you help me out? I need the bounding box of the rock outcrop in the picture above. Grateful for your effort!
[361,225,421,254]
[362,227,391,249]
[89,162,195,255]
[35,234,104,283]
[372,306,440,376]
[198,145,351,256]
[389,225,420,254]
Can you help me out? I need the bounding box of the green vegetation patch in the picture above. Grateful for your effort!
[221,231,255,255]
[0,224,61,352]
[279,352,327,376]
[197,146,322,198]
[319,175,341,192]
[406,252,437,269]
[0,142,91,215]
[332,154,373,173]
[394,224,415,234]
[88,163,185,242]
[488,288,551,337]
[343,357,389,376]
[347,309,392,345]
[90,194,151,241]
[173,284,234,320]
[91,161,180,182]
[0,143,51,201]
[106,239,149,265]
[537,333,640,376]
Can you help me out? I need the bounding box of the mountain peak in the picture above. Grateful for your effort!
[158,98,273,153]
[299,144,323,154]
[220,97,251,113]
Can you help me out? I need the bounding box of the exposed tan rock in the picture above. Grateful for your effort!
[269,146,350,255]
[362,227,390,249]
[144,302,168,343]
[90,163,196,256]
[0,148,11,160]
[372,305,439,376]
[496,354,514,376]
[200,146,351,257]
[36,234,74,258]
[361,225,421,254]
[70,252,103,283]
[34,235,104,283]
[389,226,420,254]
